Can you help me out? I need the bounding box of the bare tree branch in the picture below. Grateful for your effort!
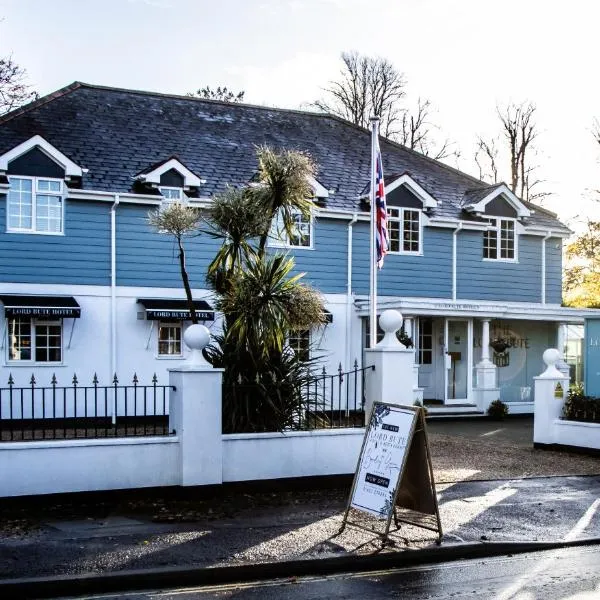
[0,55,37,116]
[475,136,499,183]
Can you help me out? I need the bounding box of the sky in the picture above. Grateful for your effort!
[1,0,599,230]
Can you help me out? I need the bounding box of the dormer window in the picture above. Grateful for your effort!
[159,186,184,203]
[483,218,516,261]
[387,207,421,254]
[7,176,64,234]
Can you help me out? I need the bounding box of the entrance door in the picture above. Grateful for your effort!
[445,319,472,404]
[418,317,444,401]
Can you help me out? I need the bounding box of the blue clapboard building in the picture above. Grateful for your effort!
[0,82,596,413]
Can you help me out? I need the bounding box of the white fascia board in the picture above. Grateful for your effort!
[67,189,162,205]
[384,174,438,208]
[427,217,488,231]
[315,208,369,221]
[0,135,84,177]
[522,226,571,239]
[136,158,202,188]
[466,184,531,218]
[308,176,329,199]
[354,295,600,323]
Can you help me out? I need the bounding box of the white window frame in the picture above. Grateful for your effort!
[6,175,65,235]
[386,207,422,255]
[156,321,183,358]
[269,209,313,249]
[288,329,311,362]
[159,186,185,203]
[6,317,63,365]
[483,217,518,262]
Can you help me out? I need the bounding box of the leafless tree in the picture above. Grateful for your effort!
[313,51,406,137]
[399,97,456,160]
[188,86,245,103]
[475,101,549,203]
[314,52,457,160]
[474,136,499,183]
[0,55,37,116]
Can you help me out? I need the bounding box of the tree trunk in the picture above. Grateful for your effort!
[178,235,197,324]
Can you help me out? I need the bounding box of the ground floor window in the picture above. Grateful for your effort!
[288,329,310,362]
[158,322,182,356]
[418,318,433,364]
[7,317,62,363]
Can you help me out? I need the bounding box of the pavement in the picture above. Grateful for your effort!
[0,417,599,598]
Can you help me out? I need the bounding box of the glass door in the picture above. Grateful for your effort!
[445,319,472,404]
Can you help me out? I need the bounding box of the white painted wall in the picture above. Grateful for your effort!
[222,429,363,482]
[553,420,600,450]
[0,436,180,497]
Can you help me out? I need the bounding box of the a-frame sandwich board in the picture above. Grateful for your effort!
[339,402,442,545]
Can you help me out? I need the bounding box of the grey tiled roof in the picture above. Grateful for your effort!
[0,82,569,232]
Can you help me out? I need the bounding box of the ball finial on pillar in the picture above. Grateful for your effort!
[378,309,403,347]
[539,348,563,379]
[183,323,211,368]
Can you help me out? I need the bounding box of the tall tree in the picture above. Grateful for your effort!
[0,55,37,116]
[314,51,455,160]
[563,219,600,308]
[187,86,245,103]
[475,101,549,202]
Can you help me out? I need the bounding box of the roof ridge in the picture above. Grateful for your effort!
[0,81,83,126]
[74,81,331,118]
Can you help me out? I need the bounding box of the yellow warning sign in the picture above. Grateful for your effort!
[554,382,564,399]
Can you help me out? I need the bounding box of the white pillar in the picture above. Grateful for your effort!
[556,322,570,378]
[480,318,492,366]
[474,318,498,412]
[533,348,569,446]
[169,324,224,486]
[404,316,424,403]
[403,317,413,340]
[364,310,419,416]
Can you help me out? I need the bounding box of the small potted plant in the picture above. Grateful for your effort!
[490,336,511,354]
[397,326,414,348]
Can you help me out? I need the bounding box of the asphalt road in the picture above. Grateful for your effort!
[72,545,600,599]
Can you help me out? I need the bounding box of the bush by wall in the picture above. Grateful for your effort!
[563,384,600,423]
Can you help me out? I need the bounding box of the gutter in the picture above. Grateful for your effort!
[541,230,552,305]
[345,213,358,370]
[110,194,120,421]
[452,222,462,301]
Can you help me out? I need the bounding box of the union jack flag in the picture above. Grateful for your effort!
[374,140,388,268]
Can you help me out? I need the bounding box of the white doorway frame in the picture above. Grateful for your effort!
[444,318,473,405]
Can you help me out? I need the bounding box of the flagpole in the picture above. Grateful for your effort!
[369,116,379,349]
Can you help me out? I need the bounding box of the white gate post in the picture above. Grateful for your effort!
[169,324,224,486]
[533,348,569,446]
[364,310,417,417]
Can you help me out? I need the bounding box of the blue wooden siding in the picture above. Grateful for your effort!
[281,219,348,294]
[545,237,562,304]
[457,231,542,302]
[116,204,221,288]
[351,223,453,297]
[0,195,111,285]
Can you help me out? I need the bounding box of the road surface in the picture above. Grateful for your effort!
[68,544,600,599]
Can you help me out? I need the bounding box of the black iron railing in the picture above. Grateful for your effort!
[222,361,374,433]
[299,361,373,430]
[0,373,175,442]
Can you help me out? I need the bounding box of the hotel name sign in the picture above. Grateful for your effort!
[5,307,81,318]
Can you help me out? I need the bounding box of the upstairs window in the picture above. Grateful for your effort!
[270,209,312,248]
[7,176,63,234]
[387,207,421,254]
[484,218,516,261]
[159,187,184,203]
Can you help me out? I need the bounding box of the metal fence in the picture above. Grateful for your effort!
[0,373,175,442]
[299,361,373,429]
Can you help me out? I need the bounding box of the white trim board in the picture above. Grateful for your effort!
[0,135,84,178]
